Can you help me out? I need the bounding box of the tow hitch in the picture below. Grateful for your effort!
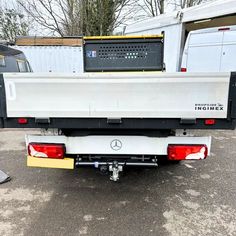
[109,161,123,182]
[76,159,158,182]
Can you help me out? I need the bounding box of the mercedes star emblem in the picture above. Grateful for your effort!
[110,139,122,151]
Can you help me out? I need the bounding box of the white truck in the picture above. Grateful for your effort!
[124,0,236,72]
[181,25,236,72]
[0,71,236,181]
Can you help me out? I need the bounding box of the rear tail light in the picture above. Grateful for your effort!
[205,119,216,125]
[28,143,65,159]
[181,68,187,72]
[168,144,208,161]
[18,118,28,124]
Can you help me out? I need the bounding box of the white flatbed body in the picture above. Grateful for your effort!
[3,72,230,119]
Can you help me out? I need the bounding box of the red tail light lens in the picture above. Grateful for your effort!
[168,144,208,161]
[181,68,187,72]
[28,143,65,159]
[18,118,28,124]
[205,119,216,125]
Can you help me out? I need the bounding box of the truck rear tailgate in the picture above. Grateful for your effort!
[1,72,232,119]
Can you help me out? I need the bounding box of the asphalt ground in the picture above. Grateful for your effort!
[0,129,236,236]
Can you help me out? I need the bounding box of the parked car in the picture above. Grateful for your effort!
[181,25,236,72]
[0,44,32,73]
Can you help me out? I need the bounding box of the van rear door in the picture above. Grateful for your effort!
[220,28,236,72]
[186,31,223,72]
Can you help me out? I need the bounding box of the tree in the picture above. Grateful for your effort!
[18,0,134,36]
[141,0,165,17]
[0,8,30,42]
[81,0,117,35]
[171,0,206,9]
[137,0,208,19]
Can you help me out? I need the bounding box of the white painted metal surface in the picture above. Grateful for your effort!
[125,0,236,34]
[11,46,84,73]
[125,17,182,72]
[3,72,230,119]
[182,0,236,23]
[125,0,236,72]
[181,25,236,72]
[25,134,211,155]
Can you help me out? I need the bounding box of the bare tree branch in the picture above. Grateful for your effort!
[17,0,135,36]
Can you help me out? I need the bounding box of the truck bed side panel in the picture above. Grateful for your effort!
[3,72,230,119]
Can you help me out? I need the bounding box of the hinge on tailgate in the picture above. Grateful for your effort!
[107,118,122,124]
[35,118,50,124]
[180,118,196,125]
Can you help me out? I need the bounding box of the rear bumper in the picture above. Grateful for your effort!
[25,135,212,156]
[2,117,236,130]
[27,156,74,169]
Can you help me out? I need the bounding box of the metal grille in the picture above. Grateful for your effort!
[98,45,149,60]
[84,37,163,72]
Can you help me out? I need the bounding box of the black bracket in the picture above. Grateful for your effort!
[107,118,122,124]
[35,118,50,124]
[180,118,196,125]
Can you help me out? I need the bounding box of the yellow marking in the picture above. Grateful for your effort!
[27,156,74,169]
[83,35,163,40]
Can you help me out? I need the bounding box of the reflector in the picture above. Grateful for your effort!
[28,143,65,159]
[168,144,208,161]
[205,119,216,125]
[18,118,28,124]
[181,68,187,72]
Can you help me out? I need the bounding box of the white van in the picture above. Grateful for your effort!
[181,25,236,72]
